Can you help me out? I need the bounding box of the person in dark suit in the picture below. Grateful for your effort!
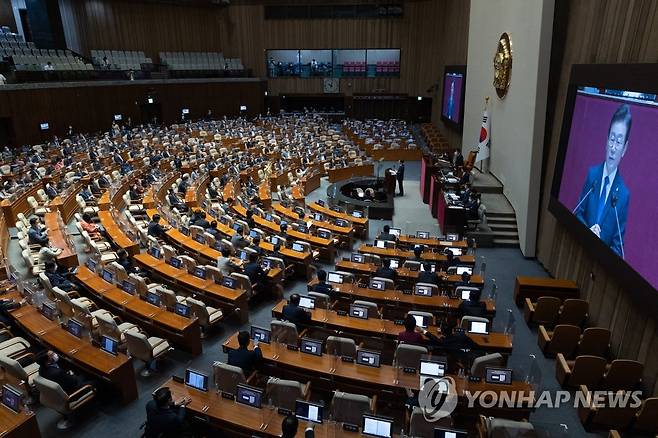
[0,298,24,327]
[375,258,396,282]
[28,218,49,245]
[167,189,188,213]
[243,252,267,291]
[194,211,210,229]
[282,294,311,330]
[312,269,335,301]
[206,221,221,239]
[282,414,315,438]
[147,214,167,239]
[44,261,78,292]
[144,387,191,438]
[418,262,440,287]
[396,160,405,196]
[378,225,397,242]
[227,330,262,375]
[452,149,464,168]
[458,290,487,318]
[411,246,424,262]
[38,350,92,395]
[575,104,631,258]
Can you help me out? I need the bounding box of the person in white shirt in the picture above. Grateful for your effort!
[38,241,63,264]
[0,73,6,85]
[44,62,55,71]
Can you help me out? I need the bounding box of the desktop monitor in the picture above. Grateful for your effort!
[1,384,21,413]
[298,296,315,309]
[237,250,248,261]
[468,321,489,335]
[485,368,513,385]
[174,302,191,318]
[270,236,280,246]
[445,247,462,256]
[420,264,436,273]
[414,285,433,297]
[251,326,271,344]
[460,289,473,300]
[374,240,386,249]
[193,266,206,280]
[292,243,305,252]
[317,230,331,240]
[411,314,430,328]
[121,279,137,295]
[389,259,400,269]
[416,231,430,239]
[180,227,190,236]
[100,335,118,356]
[316,199,325,207]
[114,114,122,121]
[420,360,446,378]
[222,277,237,289]
[40,123,49,131]
[41,302,57,321]
[149,247,161,259]
[236,384,263,408]
[295,400,324,424]
[335,219,348,227]
[249,230,258,238]
[434,428,468,438]
[313,213,323,221]
[352,210,363,218]
[456,266,472,276]
[213,241,224,251]
[446,233,459,241]
[86,258,98,272]
[362,415,393,438]
[169,257,183,269]
[389,228,401,237]
[67,319,83,338]
[369,279,385,291]
[300,338,322,356]
[351,253,365,263]
[232,223,241,232]
[101,269,114,283]
[265,213,273,221]
[356,350,381,368]
[349,304,368,319]
[146,291,161,307]
[182,108,190,115]
[185,369,209,391]
[193,233,206,244]
[327,272,344,284]
[297,225,308,234]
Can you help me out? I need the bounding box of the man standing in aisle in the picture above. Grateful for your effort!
[397,160,405,196]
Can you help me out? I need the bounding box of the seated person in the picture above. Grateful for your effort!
[44,261,78,292]
[216,247,239,276]
[282,293,311,330]
[245,210,256,230]
[80,186,95,203]
[177,175,189,195]
[147,214,168,239]
[231,226,248,250]
[38,350,93,395]
[144,387,191,438]
[117,248,139,274]
[28,218,49,246]
[227,330,262,376]
[193,211,210,229]
[418,262,441,287]
[0,297,25,327]
[398,315,427,346]
[424,318,476,355]
[38,240,62,264]
[377,225,397,242]
[458,289,487,318]
[206,221,221,239]
[207,184,219,200]
[244,252,267,291]
[282,414,315,438]
[167,189,188,213]
[374,258,396,282]
[411,245,424,262]
[442,250,456,270]
[248,235,265,256]
[80,213,102,239]
[311,269,335,302]
[456,271,472,287]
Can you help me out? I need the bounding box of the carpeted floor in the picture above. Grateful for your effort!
[9,161,597,437]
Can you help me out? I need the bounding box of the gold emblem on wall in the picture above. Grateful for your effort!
[493,32,512,98]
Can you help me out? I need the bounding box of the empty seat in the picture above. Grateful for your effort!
[577,327,611,357]
[212,361,254,395]
[330,391,375,426]
[124,330,171,377]
[184,297,222,336]
[538,324,581,357]
[556,354,607,388]
[265,377,311,411]
[524,296,561,326]
[470,353,505,378]
[632,397,658,434]
[558,299,589,326]
[577,385,638,431]
[271,319,300,345]
[393,344,427,369]
[34,375,96,430]
[601,359,643,391]
[325,336,357,358]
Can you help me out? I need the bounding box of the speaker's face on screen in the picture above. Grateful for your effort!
[606,121,628,172]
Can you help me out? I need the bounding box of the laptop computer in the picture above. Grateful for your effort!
[349,304,368,319]
[250,326,271,344]
[468,320,489,335]
[185,369,209,392]
[327,272,344,284]
[295,399,324,424]
[356,350,381,368]
[485,368,513,385]
[100,335,118,356]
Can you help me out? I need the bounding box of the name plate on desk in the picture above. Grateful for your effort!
[343,423,359,432]
[336,310,348,316]
[341,356,354,363]
[468,376,482,383]
[277,407,292,416]
[287,344,299,351]
[403,367,417,374]
[221,391,235,400]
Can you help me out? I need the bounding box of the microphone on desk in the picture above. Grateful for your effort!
[611,191,625,260]
[572,182,596,214]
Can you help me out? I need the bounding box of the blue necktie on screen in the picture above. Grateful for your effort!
[596,175,609,224]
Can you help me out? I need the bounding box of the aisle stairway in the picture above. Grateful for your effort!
[470,170,520,248]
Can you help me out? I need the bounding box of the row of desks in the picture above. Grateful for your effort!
[357,244,476,265]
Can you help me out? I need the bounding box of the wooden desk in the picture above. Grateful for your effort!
[513,276,579,307]
[1,184,39,225]
[307,279,495,316]
[76,266,203,355]
[357,244,475,266]
[97,210,139,256]
[8,292,138,404]
[163,378,371,438]
[44,211,78,267]
[300,171,321,195]
[308,201,369,239]
[370,148,422,161]
[223,333,529,400]
[0,404,41,438]
[398,236,468,249]
[327,164,374,183]
[134,253,250,324]
[258,181,271,209]
[270,300,512,353]
[272,203,354,241]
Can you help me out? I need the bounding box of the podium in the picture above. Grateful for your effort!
[384,169,396,195]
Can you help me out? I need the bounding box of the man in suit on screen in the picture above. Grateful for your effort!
[574,103,631,258]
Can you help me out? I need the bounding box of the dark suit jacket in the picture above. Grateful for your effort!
[28,227,49,245]
[227,346,262,375]
[282,304,311,329]
[375,266,396,282]
[244,262,265,285]
[39,364,80,394]
[575,163,629,257]
[418,271,440,287]
[312,282,335,301]
[397,164,405,181]
[145,400,187,438]
[458,299,487,318]
[147,221,166,238]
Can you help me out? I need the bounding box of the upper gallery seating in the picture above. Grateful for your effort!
[90,50,152,71]
[159,51,244,72]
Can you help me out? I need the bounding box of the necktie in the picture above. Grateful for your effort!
[596,175,609,224]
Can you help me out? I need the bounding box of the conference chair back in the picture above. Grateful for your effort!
[330,391,374,426]
[470,353,504,378]
[265,377,310,411]
[212,362,247,395]
[529,296,561,326]
[460,315,488,329]
[558,354,607,388]
[410,406,453,437]
[602,359,643,391]
[577,327,611,357]
[541,324,581,357]
[394,344,428,369]
[372,277,394,290]
[271,319,298,345]
[308,292,330,309]
[558,299,589,326]
[633,397,658,434]
[353,300,380,318]
[325,336,357,358]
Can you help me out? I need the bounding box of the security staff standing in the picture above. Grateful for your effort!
[397,160,405,196]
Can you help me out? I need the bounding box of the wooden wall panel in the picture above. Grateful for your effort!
[537,0,658,393]
[0,79,265,146]
[0,0,16,31]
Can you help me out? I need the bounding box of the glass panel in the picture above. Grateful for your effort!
[366,49,400,77]
[299,50,332,78]
[266,50,300,77]
[333,49,366,78]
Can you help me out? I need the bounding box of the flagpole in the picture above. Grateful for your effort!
[476,96,490,173]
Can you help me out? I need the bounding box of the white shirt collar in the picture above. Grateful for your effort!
[603,162,617,186]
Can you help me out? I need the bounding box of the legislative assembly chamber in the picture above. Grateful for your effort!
[0,1,656,437]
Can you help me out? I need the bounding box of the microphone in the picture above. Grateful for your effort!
[611,191,625,260]
[572,183,596,214]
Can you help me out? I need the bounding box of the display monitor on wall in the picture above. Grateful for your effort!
[441,65,466,131]
[550,63,658,304]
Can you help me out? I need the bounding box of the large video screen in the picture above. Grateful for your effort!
[441,66,466,130]
[556,86,658,290]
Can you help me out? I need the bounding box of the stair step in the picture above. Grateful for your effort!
[489,223,518,231]
[486,211,517,219]
[492,230,519,238]
[493,238,520,247]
